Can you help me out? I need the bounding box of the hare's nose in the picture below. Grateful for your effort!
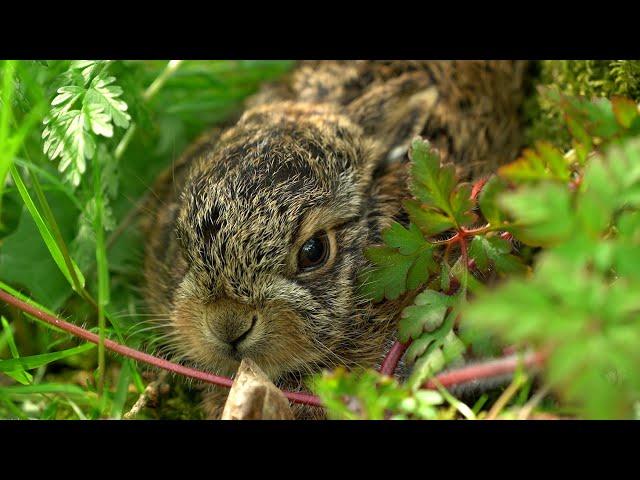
[228,315,257,348]
[216,314,258,349]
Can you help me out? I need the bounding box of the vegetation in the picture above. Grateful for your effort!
[1,60,639,419]
[0,60,293,419]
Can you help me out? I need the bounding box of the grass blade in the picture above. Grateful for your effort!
[110,360,131,419]
[0,316,33,385]
[0,343,95,373]
[9,165,86,292]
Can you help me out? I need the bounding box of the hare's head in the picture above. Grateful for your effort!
[168,82,437,379]
[170,102,380,378]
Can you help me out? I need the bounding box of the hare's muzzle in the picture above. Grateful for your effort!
[206,299,261,359]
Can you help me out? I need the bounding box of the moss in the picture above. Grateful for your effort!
[525,60,640,148]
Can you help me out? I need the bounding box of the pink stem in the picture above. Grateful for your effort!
[0,290,322,407]
[423,350,547,390]
[379,341,410,376]
[0,290,545,410]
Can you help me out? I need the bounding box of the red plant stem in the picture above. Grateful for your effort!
[0,290,322,407]
[0,289,546,410]
[379,341,410,376]
[459,233,469,270]
[470,177,488,201]
[423,350,548,390]
[436,225,493,247]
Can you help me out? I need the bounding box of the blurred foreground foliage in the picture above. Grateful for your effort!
[317,71,640,420]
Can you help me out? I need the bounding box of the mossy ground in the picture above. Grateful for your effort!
[525,60,640,147]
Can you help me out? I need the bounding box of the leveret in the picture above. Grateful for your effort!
[142,61,530,419]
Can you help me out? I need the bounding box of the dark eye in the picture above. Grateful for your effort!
[298,231,330,272]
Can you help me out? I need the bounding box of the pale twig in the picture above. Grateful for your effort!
[486,371,528,420]
[517,383,551,420]
[123,371,169,419]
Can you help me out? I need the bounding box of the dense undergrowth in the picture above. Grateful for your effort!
[0,60,639,420]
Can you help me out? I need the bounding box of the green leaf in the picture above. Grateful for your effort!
[403,199,455,236]
[439,261,451,291]
[0,343,95,373]
[42,61,129,187]
[566,114,593,155]
[499,183,575,247]
[361,238,436,302]
[110,360,131,419]
[382,222,428,255]
[611,96,638,129]
[361,247,414,302]
[8,167,85,293]
[536,141,571,179]
[312,368,410,420]
[407,313,464,389]
[468,236,525,274]
[87,75,131,129]
[6,168,83,294]
[449,183,475,226]
[576,155,617,235]
[464,249,640,419]
[406,248,436,291]
[409,138,456,220]
[0,383,90,396]
[468,236,489,271]
[399,290,454,342]
[409,329,466,391]
[499,142,570,182]
[0,317,33,385]
[559,94,620,141]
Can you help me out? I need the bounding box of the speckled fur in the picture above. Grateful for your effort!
[142,61,529,419]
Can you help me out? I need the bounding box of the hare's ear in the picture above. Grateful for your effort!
[346,72,438,164]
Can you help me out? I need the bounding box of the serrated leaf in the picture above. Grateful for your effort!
[403,199,455,236]
[499,149,548,181]
[468,236,489,271]
[398,289,454,342]
[86,103,113,137]
[41,61,129,186]
[382,222,427,255]
[406,248,436,291]
[87,75,131,129]
[406,312,463,389]
[565,114,593,154]
[361,238,436,302]
[408,330,465,395]
[450,183,475,226]
[361,247,414,302]
[409,138,457,221]
[499,183,575,247]
[499,142,570,183]
[536,141,570,180]
[469,235,525,274]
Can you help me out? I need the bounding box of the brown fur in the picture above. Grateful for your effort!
[142,61,529,419]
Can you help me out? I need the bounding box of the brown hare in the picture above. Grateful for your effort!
[142,61,530,419]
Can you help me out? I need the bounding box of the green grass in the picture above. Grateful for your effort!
[0,60,293,419]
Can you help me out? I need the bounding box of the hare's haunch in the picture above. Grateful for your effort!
[142,61,530,419]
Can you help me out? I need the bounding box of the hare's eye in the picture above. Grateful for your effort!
[298,231,330,272]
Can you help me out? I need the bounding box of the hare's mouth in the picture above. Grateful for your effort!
[203,337,323,382]
[172,299,325,380]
